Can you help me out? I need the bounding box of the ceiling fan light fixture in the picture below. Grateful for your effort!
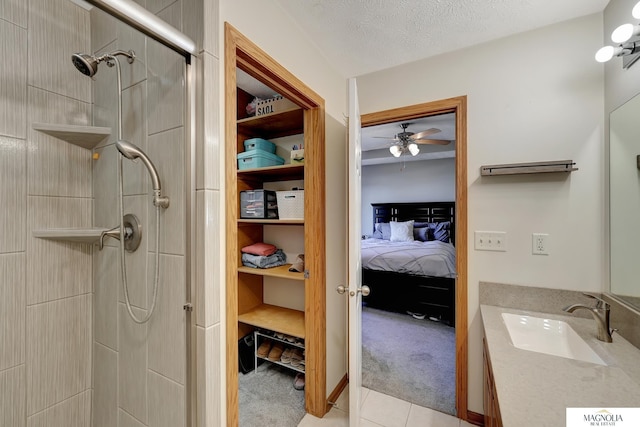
[633,1,640,19]
[389,145,402,157]
[408,143,420,156]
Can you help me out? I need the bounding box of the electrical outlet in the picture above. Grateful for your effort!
[475,231,507,252]
[532,233,549,255]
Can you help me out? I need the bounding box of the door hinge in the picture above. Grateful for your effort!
[183,303,193,312]
[304,270,310,279]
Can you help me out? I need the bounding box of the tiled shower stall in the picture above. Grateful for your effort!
[0,0,222,425]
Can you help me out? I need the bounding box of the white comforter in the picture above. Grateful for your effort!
[361,238,456,278]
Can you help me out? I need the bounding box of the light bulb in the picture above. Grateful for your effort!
[612,24,634,43]
[595,46,616,63]
[633,1,640,19]
[408,143,420,156]
[389,145,401,157]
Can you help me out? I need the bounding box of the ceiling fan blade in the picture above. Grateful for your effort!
[410,128,441,140]
[414,139,451,145]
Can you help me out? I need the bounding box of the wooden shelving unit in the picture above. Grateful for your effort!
[226,24,327,422]
[32,122,110,150]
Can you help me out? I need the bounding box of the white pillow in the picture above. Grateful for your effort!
[390,220,414,242]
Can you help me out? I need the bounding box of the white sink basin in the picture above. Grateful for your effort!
[501,313,606,365]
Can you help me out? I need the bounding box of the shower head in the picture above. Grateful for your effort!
[71,50,135,77]
[71,53,99,77]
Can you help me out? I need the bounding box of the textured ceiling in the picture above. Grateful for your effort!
[274,0,609,77]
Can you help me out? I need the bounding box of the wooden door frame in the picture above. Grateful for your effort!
[360,95,469,420]
[224,23,327,426]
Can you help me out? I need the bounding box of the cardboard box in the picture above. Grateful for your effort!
[255,96,298,116]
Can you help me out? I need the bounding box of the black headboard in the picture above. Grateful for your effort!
[371,201,456,243]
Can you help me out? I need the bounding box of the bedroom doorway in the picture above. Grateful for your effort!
[357,96,468,420]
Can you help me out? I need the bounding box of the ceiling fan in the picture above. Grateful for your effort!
[379,122,450,157]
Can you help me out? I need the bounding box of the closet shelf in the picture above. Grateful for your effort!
[33,228,109,244]
[237,163,304,181]
[238,304,305,339]
[32,122,111,150]
[238,264,304,281]
[239,219,304,225]
[480,160,578,176]
[237,108,303,139]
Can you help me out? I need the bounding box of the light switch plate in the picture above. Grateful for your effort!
[474,231,507,252]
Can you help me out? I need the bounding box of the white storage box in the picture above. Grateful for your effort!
[276,190,304,219]
[255,95,298,116]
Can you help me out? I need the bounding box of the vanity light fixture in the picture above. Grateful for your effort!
[596,1,640,69]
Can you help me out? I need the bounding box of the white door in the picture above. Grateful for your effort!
[347,77,367,426]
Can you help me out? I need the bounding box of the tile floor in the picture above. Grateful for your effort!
[298,386,475,427]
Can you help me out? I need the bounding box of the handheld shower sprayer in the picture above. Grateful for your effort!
[116,140,170,208]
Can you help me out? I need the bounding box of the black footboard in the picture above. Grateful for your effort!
[362,269,455,327]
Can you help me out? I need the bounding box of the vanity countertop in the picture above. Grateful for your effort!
[481,304,640,427]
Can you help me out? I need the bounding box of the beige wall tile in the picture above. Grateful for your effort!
[92,142,119,233]
[26,196,92,304]
[118,195,149,308]
[147,39,184,135]
[122,81,150,196]
[90,7,117,53]
[26,294,91,415]
[28,0,91,102]
[118,303,148,424]
[116,21,147,89]
[0,365,26,427]
[196,324,221,427]
[155,0,181,29]
[92,343,117,427]
[0,20,27,139]
[92,41,118,149]
[195,190,220,328]
[118,409,146,427]
[148,127,185,255]
[0,136,27,253]
[182,0,203,53]
[27,87,92,198]
[0,254,25,371]
[148,254,186,384]
[0,0,27,28]
[148,370,185,427]
[195,52,220,191]
[27,390,91,427]
[202,0,218,57]
[93,247,119,350]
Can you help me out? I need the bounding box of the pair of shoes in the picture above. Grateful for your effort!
[293,373,305,390]
[267,342,284,361]
[289,254,304,272]
[257,339,272,358]
[290,348,304,370]
[274,332,297,343]
[407,311,425,320]
[280,348,293,364]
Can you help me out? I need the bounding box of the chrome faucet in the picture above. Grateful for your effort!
[563,293,615,343]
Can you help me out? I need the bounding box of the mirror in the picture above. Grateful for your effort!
[610,92,640,310]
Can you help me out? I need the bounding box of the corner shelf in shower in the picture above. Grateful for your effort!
[32,228,109,244]
[32,123,111,150]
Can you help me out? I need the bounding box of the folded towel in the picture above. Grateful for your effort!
[242,249,287,269]
[241,242,277,256]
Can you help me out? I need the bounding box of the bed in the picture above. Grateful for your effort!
[361,202,456,326]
